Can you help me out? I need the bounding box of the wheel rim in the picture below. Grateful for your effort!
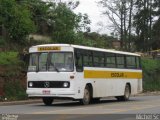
[125,86,130,99]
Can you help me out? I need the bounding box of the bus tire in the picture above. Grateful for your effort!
[42,97,54,106]
[80,85,91,105]
[116,84,131,101]
[91,98,100,103]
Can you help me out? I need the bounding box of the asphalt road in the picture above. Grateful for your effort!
[0,95,160,120]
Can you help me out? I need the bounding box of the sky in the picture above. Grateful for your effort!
[73,0,111,34]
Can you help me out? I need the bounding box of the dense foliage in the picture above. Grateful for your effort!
[4,80,27,100]
[0,52,19,66]
[0,0,92,48]
[142,59,160,91]
[0,52,27,101]
[0,0,36,46]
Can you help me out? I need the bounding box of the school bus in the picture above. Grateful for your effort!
[26,44,142,105]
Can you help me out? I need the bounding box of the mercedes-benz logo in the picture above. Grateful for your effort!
[44,81,50,88]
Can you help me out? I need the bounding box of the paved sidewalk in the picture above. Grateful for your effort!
[0,99,42,106]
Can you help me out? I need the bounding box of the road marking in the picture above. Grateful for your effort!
[32,104,160,114]
[33,106,92,114]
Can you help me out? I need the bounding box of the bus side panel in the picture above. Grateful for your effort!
[83,67,142,98]
[91,79,125,97]
[74,72,89,99]
[89,78,142,98]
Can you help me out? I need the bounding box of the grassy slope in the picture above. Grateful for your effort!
[0,52,27,100]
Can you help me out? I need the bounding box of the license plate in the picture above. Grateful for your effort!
[42,90,50,95]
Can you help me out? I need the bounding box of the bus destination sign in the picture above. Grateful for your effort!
[38,46,61,51]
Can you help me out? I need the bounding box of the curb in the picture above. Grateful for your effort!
[136,91,160,96]
[0,99,42,106]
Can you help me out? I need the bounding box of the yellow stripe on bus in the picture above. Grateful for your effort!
[84,70,142,79]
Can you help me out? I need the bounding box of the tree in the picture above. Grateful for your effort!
[0,0,36,46]
[82,32,115,48]
[152,0,160,50]
[0,0,92,47]
[134,0,155,52]
[50,3,78,43]
[26,0,55,35]
[99,0,135,51]
[50,2,91,44]
[152,19,160,50]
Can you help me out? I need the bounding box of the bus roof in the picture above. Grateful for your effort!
[30,44,140,56]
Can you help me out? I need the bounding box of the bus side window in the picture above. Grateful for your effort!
[93,52,99,67]
[136,57,141,69]
[82,50,93,67]
[93,52,105,67]
[88,51,93,67]
[126,56,136,69]
[75,53,83,72]
[116,54,125,68]
[106,53,116,68]
[83,54,88,66]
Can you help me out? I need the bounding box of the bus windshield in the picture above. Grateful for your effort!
[28,52,74,72]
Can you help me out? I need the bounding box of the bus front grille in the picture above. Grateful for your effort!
[28,81,70,88]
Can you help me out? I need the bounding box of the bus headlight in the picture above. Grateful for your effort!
[63,82,69,88]
[29,82,33,87]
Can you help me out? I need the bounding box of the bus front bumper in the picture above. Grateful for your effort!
[26,88,76,98]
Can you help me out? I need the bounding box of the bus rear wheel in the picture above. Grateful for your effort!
[116,84,131,101]
[42,97,54,106]
[80,85,91,105]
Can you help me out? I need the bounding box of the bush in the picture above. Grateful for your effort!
[0,37,5,47]
[0,51,27,101]
[0,51,24,78]
[0,52,20,66]
[3,80,27,101]
[142,58,160,91]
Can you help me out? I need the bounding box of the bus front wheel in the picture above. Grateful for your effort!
[80,85,91,105]
[42,97,54,106]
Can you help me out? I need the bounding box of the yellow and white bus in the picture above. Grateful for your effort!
[26,44,142,105]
